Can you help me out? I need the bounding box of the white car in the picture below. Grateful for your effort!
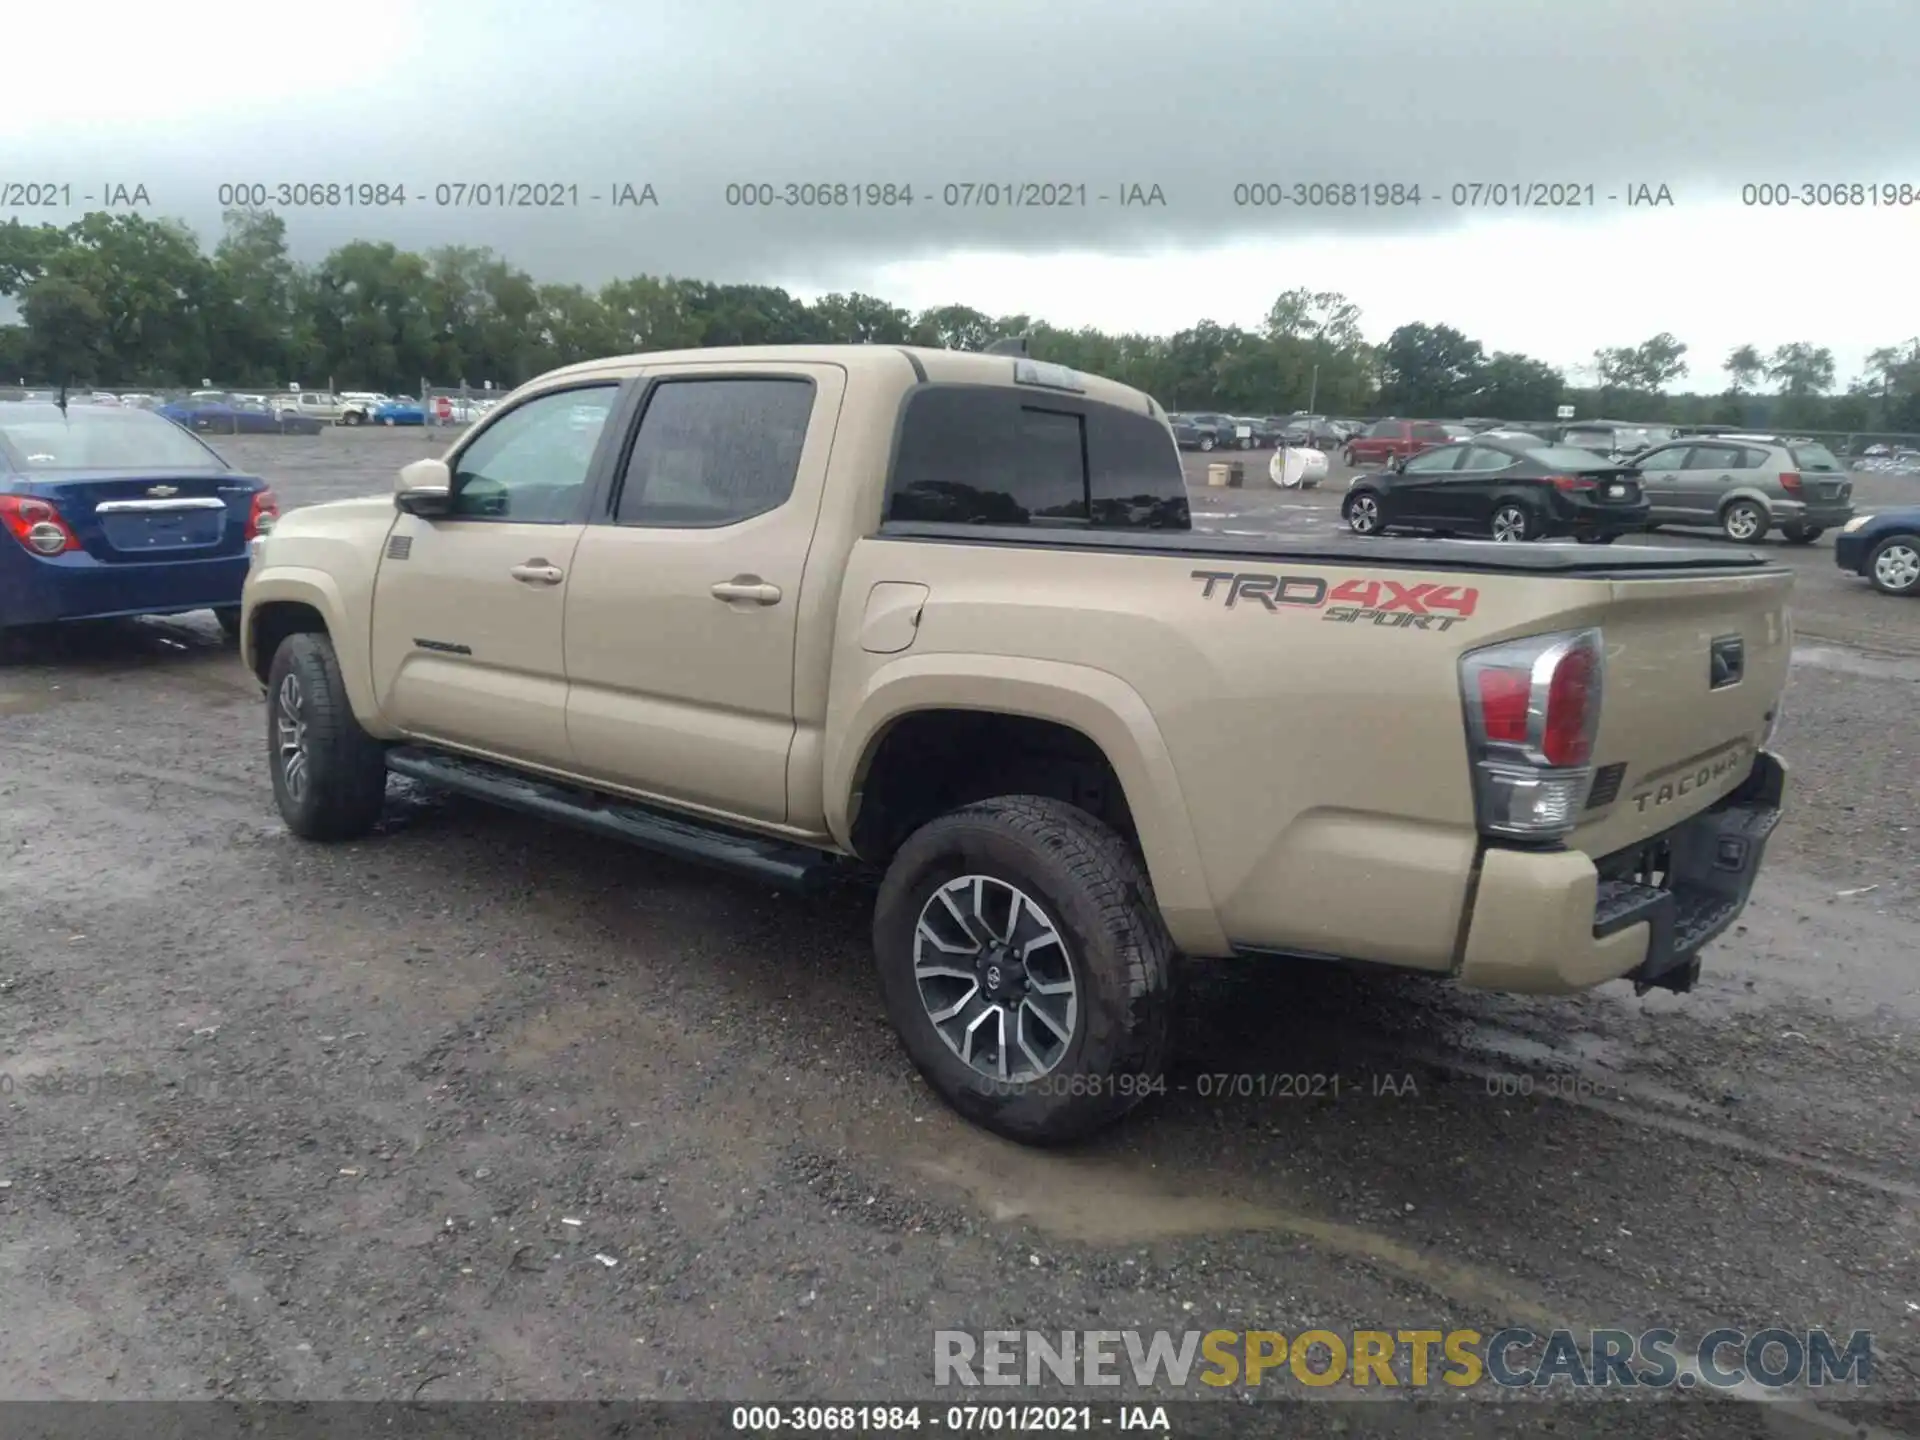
[338,392,390,425]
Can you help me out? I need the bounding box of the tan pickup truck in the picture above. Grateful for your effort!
[240,344,1793,1143]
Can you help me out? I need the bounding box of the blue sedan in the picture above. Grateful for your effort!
[373,399,426,426]
[1834,508,1920,596]
[0,402,277,636]
[157,395,325,435]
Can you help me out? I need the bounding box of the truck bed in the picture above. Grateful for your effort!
[877,520,1787,577]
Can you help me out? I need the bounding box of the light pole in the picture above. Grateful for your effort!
[1307,362,1320,414]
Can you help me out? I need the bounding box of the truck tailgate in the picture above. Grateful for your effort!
[1570,567,1793,859]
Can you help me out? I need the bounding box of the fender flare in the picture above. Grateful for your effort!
[825,653,1230,956]
[245,567,389,733]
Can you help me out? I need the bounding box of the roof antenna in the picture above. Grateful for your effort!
[984,336,1029,356]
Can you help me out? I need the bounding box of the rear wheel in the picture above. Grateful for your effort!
[873,796,1173,1145]
[1344,490,1384,534]
[1781,524,1822,544]
[1868,534,1920,596]
[1489,503,1535,542]
[1722,500,1768,543]
[213,607,241,642]
[1577,533,1619,545]
[266,632,388,841]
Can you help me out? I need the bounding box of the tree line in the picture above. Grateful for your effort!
[3,209,1918,432]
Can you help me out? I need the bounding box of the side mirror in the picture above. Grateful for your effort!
[1391,455,1408,472]
[395,457,453,516]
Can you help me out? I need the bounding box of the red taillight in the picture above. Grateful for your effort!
[1460,629,1605,838]
[246,488,279,540]
[1777,471,1801,493]
[0,494,82,555]
[1542,642,1598,765]
[1548,474,1597,492]
[1476,667,1533,743]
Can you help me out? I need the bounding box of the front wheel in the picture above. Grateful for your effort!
[873,796,1174,1145]
[1489,503,1535,542]
[1341,448,1356,466]
[1198,435,1215,452]
[1868,534,1920,596]
[266,632,389,841]
[1343,490,1384,534]
[1781,524,1822,545]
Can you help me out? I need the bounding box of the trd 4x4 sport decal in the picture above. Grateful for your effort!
[1191,571,1478,632]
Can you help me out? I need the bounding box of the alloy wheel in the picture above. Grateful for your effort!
[1491,506,1529,541]
[912,875,1079,1083]
[1347,494,1381,533]
[276,672,310,802]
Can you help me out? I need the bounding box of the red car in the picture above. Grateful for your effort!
[1343,418,1453,467]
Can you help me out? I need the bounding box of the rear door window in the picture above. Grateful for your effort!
[1458,445,1518,471]
[1366,420,1403,438]
[613,377,814,528]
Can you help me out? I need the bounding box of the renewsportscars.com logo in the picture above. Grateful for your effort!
[934,1328,1874,1391]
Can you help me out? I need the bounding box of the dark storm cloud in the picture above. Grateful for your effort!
[18,0,1920,288]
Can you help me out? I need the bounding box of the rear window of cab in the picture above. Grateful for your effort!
[885,385,1191,530]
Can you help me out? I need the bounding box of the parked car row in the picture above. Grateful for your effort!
[1340,430,1856,549]
[1168,412,1364,452]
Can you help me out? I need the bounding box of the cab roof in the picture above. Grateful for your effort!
[524,344,1165,417]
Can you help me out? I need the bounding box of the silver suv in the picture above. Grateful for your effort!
[1628,433,1853,544]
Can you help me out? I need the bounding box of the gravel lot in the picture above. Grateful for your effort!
[1,429,1915,1435]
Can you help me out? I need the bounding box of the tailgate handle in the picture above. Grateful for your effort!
[1709,636,1744,689]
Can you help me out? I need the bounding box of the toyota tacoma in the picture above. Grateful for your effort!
[240,344,1793,1143]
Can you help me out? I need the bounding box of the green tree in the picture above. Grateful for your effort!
[1379,323,1484,415]
[20,275,110,383]
[1724,344,1764,394]
[1472,352,1564,420]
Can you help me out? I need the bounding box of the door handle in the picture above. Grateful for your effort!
[711,577,783,605]
[509,561,564,585]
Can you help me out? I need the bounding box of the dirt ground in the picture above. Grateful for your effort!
[0,429,1915,1436]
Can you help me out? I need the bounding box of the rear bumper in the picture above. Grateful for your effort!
[1771,498,1853,527]
[1456,751,1785,994]
[0,547,249,627]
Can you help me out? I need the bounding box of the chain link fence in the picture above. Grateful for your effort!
[418,380,507,432]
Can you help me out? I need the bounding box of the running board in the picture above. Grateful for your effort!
[384,746,853,893]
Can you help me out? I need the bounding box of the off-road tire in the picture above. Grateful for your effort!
[266,631,388,841]
[1722,500,1768,543]
[873,796,1174,1145]
[213,607,242,642]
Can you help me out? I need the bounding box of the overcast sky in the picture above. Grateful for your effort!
[6,0,1916,387]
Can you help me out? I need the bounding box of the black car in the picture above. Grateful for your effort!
[1273,414,1344,449]
[1340,437,1652,543]
[1167,415,1204,449]
[1183,413,1248,451]
[1236,416,1283,448]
